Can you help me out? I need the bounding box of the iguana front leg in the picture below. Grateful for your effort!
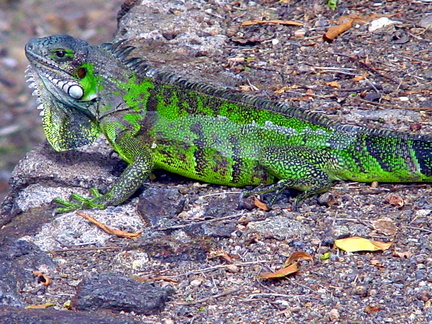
[55,134,153,213]
[243,146,337,210]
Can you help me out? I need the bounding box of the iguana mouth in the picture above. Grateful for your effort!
[25,65,45,115]
[25,39,85,103]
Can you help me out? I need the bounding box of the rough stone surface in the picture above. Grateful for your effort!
[0,238,55,308]
[0,305,141,324]
[72,272,173,315]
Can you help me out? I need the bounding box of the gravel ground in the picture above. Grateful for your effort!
[1,0,432,323]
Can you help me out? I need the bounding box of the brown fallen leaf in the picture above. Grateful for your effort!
[370,259,384,268]
[352,75,367,82]
[323,15,366,42]
[372,218,398,236]
[274,84,301,95]
[241,19,303,27]
[393,251,413,259]
[259,261,299,279]
[75,212,142,239]
[32,271,51,286]
[208,250,239,263]
[335,236,393,252]
[284,251,314,267]
[364,305,382,314]
[149,276,180,284]
[326,81,341,89]
[384,193,404,207]
[253,196,270,211]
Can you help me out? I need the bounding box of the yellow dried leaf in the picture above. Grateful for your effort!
[25,303,56,309]
[335,236,392,252]
[259,262,299,279]
[241,19,303,27]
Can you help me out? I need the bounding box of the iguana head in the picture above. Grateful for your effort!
[25,34,101,151]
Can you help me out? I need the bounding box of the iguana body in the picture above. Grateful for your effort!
[24,34,432,212]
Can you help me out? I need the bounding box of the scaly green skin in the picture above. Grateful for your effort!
[24,34,432,212]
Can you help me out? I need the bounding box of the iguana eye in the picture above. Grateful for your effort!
[55,50,66,58]
[50,48,74,61]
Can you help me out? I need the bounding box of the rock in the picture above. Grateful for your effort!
[72,272,173,315]
[0,305,141,324]
[247,214,311,240]
[0,238,55,308]
[138,187,186,226]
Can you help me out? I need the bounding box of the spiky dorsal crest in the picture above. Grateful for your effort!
[100,40,432,142]
[101,41,150,73]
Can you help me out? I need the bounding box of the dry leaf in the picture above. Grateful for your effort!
[384,193,404,207]
[364,305,382,314]
[274,84,301,95]
[208,250,238,263]
[335,236,393,252]
[326,81,341,89]
[76,212,142,238]
[241,19,303,27]
[323,15,366,42]
[149,276,180,283]
[259,262,299,279]
[253,196,270,211]
[284,251,314,267]
[370,259,384,268]
[25,303,56,309]
[239,85,253,92]
[393,251,413,259]
[32,271,51,286]
[372,218,398,236]
[370,240,393,251]
[352,75,366,82]
[323,19,354,42]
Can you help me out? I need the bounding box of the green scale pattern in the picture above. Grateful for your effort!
[24,34,432,212]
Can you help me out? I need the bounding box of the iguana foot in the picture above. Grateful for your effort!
[53,188,107,213]
[242,182,311,212]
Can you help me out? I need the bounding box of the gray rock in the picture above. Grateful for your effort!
[72,272,173,315]
[0,305,141,324]
[247,214,312,240]
[0,238,55,307]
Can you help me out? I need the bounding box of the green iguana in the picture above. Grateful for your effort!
[25,34,432,213]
